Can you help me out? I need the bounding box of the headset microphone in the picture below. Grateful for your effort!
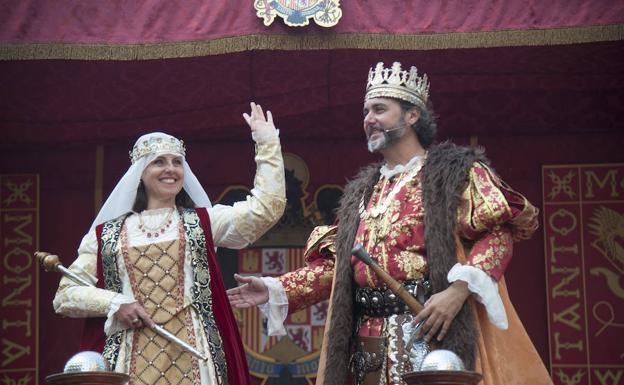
[382,122,406,133]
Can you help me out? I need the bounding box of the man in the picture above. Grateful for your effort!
[228,62,552,385]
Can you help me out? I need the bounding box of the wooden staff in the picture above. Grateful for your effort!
[35,251,209,361]
[351,244,424,314]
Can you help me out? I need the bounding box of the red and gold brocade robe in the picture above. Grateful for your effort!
[276,162,538,335]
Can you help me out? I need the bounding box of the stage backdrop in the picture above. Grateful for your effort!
[543,164,624,385]
[1,1,623,383]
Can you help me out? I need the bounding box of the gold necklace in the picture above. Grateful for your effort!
[359,158,425,220]
[137,208,176,238]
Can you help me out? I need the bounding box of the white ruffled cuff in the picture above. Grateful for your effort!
[104,294,137,336]
[447,263,508,329]
[252,128,280,143]
[258,276,288,336]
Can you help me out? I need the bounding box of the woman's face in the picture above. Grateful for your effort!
[141,154,184,206]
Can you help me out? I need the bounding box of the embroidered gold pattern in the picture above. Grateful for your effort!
[356,169,427,287]
[121,220,200,385]
[395,250,426,280]
[279,259,335,312]
[469,227,513,272]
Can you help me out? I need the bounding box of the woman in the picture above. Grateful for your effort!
[53,102,285,385]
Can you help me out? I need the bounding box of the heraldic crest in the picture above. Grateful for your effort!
[254,0,342,27]
[216,153,343,383]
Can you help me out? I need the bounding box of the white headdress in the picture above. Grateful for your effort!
[89,132,212,231]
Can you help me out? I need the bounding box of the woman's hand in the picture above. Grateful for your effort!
[243,102,276,137]
[115,302,155,330]
[412,280,471,342]
[226,273,269,309]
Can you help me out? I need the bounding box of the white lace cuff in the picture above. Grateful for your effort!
[252,128,280,143]
[104,294,137,336]
[447,263,508,329]
[258,276,288,336]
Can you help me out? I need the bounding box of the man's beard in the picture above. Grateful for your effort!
[366,118,407,153]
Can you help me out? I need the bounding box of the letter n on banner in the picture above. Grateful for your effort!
[0,175,39,384]
[543,164,624,385]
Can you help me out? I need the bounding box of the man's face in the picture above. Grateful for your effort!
[362,98,406,153]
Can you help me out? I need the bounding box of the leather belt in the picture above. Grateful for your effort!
[355,279,431,317]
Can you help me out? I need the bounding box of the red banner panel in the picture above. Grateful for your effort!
[0,175,39,384]
[543,164,624,385]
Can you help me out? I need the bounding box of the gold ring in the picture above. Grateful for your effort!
[131,318,140,324]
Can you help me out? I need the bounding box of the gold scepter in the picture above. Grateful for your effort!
[35,251,209,361]
[351,244,424,314]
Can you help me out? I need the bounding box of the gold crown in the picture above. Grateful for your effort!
[129,136,186,164]
[365,62,430,108]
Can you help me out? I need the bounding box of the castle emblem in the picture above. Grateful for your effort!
[254,0,342,27]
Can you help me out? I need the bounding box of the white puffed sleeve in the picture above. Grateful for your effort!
[209,132,286,249]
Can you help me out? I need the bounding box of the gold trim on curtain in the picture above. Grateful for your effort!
[1,24,623,61]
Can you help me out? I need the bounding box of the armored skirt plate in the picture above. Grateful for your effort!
[45,372,130,385]
[403,370,482,385]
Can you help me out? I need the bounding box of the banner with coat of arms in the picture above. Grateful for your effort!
[236,247,328,383]
[216,152,342,384]
[543,164,624,385]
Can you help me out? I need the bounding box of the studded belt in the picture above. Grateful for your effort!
[355,279,432,317]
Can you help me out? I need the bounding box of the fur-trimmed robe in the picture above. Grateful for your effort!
[317,142,489,384]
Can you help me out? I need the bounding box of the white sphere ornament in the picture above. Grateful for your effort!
[419,349,466,371]
[63,351,110,373]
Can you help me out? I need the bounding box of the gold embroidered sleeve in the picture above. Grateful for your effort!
[53,231,119,317]
[278,225,337,313]
[458,162,539,280]
[465,225,513,281]
[278,258,335,314]
[458,162,538,240]
[210,136,286,248]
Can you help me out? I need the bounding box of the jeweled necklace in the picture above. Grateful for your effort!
[359,156,425,220]
[137,208,176,238]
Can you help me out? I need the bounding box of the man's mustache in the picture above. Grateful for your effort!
[366,122,406,139]
[366,125,384,139]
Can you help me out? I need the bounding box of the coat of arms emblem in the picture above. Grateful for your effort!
[254,0,342,27]
[217,153,343,382]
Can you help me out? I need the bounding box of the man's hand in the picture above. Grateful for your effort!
[115,302,155,329]
[227,273,270,309]
[243,102,276,137]
[412,280,471,342]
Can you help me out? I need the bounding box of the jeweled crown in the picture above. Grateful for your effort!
[129,136,186,164]
[365,62,430,108]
